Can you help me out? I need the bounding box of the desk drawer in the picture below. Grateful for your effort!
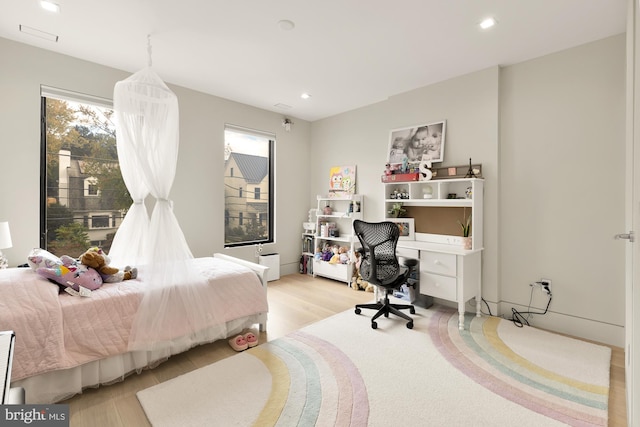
[420,272,456,301]
[420,252,456,276]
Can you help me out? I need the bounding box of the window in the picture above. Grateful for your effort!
[224,125,274,247]
[90,215,110,229]
[40,87,131,257]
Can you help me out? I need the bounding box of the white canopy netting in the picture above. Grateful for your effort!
[111,67,224,351]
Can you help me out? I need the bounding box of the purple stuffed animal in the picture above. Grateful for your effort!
[37,254,103,294]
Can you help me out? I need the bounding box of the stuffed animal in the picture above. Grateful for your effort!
[351,251,374,292]
[80,247,137,283]
[36,255,103,295]
[321,243,333,262]
[338,246,350,264]
[328,245,341,264]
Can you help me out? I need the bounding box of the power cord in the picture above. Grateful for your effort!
[509,285,552,327]
[477,284,552,327]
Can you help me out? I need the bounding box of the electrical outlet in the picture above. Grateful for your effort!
[540,278,551,294]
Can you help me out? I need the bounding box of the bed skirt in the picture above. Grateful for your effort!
[13,312,266,404]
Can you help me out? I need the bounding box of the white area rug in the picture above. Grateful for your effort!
[137,305,611,426]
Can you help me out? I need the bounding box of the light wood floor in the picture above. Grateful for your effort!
[62,274,628,426]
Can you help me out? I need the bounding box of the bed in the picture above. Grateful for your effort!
[0,253,269,404]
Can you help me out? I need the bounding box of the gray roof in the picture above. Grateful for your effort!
[231,152,268,184]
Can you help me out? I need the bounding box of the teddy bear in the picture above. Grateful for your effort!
[80,247,137,283]
[350,251,374,292]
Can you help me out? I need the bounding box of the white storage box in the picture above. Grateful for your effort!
[259,253,280,281]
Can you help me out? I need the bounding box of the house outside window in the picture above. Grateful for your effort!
[224,125,274,247]
[40,87,131,257]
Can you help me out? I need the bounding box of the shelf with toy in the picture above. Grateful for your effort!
[312,194,363,285]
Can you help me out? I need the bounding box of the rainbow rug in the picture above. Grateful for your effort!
[137,305,611,426]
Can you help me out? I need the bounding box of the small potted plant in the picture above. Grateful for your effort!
[387,203,406,218]
[458,213,472,249]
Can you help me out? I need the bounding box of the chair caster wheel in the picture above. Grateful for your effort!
[371,322,377,329]
[355,308,361,315]
[384,312,389,318]
[410,308,416,314]
[407,322,414,329]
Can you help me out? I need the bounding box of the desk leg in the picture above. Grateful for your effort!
[458,301,465,330]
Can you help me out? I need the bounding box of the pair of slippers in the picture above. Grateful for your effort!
[228,329,258,351]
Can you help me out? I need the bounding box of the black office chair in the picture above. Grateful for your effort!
[353,220,417,329]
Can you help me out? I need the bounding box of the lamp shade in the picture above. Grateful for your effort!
[0,222,12,250]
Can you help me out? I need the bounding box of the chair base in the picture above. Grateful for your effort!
[355,293,416,329]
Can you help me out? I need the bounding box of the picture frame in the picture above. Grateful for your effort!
[388,218,415,241]
[328,165,357,197]
[387,121,446,166]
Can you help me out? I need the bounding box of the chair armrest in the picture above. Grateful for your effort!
[398,256,418,268]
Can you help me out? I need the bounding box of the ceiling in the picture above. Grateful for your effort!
[0,1,628,122]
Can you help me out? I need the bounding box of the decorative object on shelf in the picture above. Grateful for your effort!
[458,211,472,249]
[329,165,356,197]
[384,163,392,176]
[0,221,12,269]
[387,203,407,218]
[323,204,333,215]
[428,163,482,180]
[465,186,473,199]
[303,209,318,234]
[381,172,420,183]
[423,187,433,199]
[465,158,478,178]
[387,121,446,165]
[418,155,433,181]
[390,188,409,199]
[388,218,415,241]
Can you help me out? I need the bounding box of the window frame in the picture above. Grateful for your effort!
[40,86,126,253]
[223,124,275,248]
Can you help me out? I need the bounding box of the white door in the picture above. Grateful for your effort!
[625,1,639,425]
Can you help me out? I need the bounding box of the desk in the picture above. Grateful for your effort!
[396,241,483,330]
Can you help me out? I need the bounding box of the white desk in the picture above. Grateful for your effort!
[396,240,483,330]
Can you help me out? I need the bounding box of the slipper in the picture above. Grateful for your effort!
[229,335,248,352]
[243,330,258,348]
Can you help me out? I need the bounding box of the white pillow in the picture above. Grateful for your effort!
[26,248,62,271]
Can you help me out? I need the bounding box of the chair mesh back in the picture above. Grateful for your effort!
[354,220,400,285]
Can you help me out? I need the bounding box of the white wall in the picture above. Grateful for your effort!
[309,35,626,346]
[500,35,626,345]
[0,37,312,275]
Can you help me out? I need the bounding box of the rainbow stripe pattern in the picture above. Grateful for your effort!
[246,331,369,427]
[429,309,610,426]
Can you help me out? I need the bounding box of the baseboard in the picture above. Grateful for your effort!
[431,297,624,348]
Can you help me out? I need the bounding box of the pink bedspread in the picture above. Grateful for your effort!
[0,257,268,381]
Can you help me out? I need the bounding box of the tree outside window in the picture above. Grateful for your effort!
[41,91,131,257]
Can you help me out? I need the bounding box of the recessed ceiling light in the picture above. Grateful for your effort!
[278,20,295,31]
[301,93,312,100]
[19,25,59,42]
[479,17,497,30]
[40,0,60,13]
